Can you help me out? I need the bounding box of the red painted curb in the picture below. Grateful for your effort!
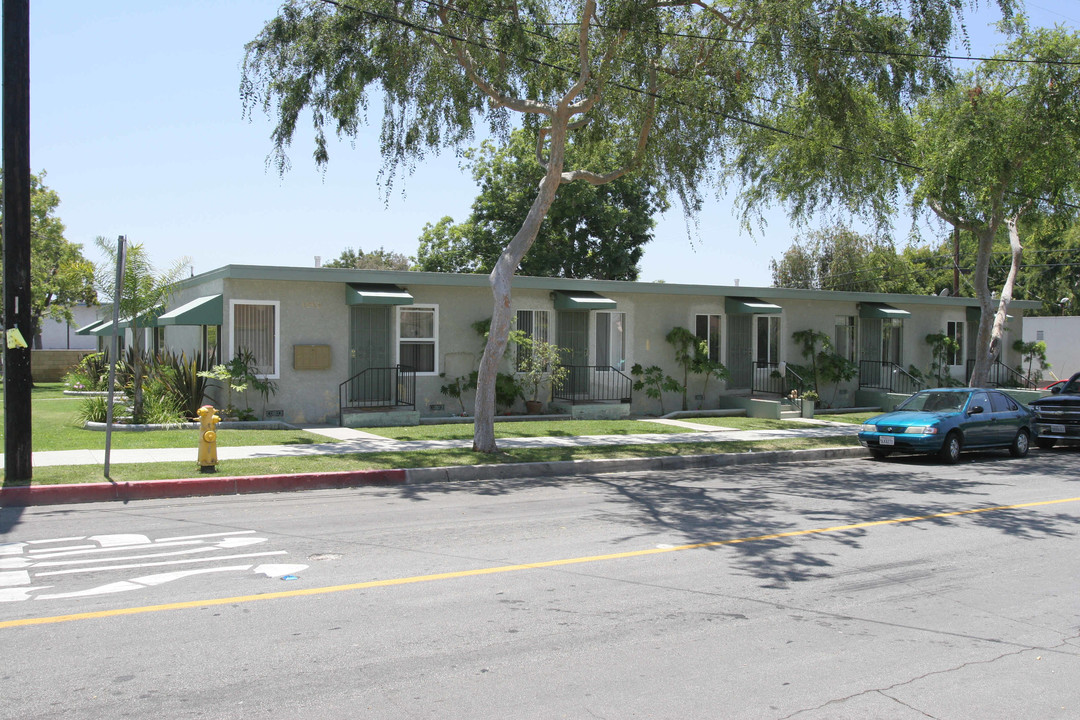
[0,469,407,507]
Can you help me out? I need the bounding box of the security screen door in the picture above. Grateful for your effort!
[349,305,392,403]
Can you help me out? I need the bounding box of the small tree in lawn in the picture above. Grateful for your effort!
[93,238,190,423]
[1012,339,1050,386]
[243,0,983,453]
[516,337,570,409]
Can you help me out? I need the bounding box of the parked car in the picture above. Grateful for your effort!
[1030,372,1080,449]
[1041,379,1068,393]
[858,388,1033,464]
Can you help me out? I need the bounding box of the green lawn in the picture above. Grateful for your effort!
[818,412,881,424]
[1,383,334,452]
[675,417,817,431]
[367,419,699,441]
[2,383,861,485]
[6,436,861,486]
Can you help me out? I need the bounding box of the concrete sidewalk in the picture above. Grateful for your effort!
[0,419,864,507]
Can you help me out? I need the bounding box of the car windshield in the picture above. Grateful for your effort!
[1062,376,1080,394]
[896,391,969,413]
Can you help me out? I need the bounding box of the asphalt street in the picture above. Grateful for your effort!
[1,449,1078,719]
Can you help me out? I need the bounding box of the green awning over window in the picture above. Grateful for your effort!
[75,319,108,336]
[725,297,782,314]
[553,290,616,310]
[859,302,911,319]
[157,295,223,326]
[345,283,414,305]
[118,306,164,329]
[89,320,118,336]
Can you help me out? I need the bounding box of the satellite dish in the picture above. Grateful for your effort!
[938,288,950,297]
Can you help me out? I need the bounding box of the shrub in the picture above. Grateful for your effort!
[75,396,110,424]
[158,351,211,420]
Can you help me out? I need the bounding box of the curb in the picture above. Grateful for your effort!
[0,446,867,507]
[0,468,406,507]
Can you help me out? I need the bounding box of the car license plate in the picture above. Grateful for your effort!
[1051,424,1066,434]
[879,435,895,446]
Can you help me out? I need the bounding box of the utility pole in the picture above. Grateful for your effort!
[3,0,32,481]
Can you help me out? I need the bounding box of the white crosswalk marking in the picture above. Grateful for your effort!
[0,530,309,602]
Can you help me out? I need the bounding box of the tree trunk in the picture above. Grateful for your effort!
[473,124,570,453]
[968,216,1022,387]
[968,226,998,388]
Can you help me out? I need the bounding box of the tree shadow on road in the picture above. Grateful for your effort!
[386,452,1080,589]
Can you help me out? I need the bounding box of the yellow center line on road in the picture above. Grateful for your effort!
[4,495,1079,630]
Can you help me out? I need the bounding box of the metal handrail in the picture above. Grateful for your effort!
[552,365,633,405]
[752,362,809,413]
[859,360,922,394]
[338,365,416,425]
[965,359,1037,389]
[751,362,808,394]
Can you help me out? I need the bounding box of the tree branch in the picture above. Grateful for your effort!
[436,1,551,116]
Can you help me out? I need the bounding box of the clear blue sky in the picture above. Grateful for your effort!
[21,1,1078,288]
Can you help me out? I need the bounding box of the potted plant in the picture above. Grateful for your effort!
[516,338,569,414]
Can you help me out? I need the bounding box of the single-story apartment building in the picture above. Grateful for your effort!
[102,264,1039,425]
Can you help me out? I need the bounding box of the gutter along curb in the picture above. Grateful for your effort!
[1,447,866,507]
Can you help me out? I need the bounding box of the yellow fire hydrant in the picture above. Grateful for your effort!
[197,404,221,473]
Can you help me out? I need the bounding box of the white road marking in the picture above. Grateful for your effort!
[0,586,50,602]
[24,537,85,545]
[29,539,227,559]
[0,571,31,587]
[34,551,288,577]
[0,543,27,556]
[0,529,307,603]
[0,557,32,570]
[36,566,255,600]
[88,534,151,547]
[253,564,309,578]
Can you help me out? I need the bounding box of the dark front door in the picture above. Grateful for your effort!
[349,305,392,403]
[558,310,589,395]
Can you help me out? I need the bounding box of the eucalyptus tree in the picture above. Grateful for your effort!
[909,27,1080,386]
[243,0,1003,452]
[737,22,1079,388]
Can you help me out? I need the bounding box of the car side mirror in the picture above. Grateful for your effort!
[968,405,984,415]
[1052,386,1062,394]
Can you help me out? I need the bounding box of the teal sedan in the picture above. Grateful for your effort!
[858,388,1034,464]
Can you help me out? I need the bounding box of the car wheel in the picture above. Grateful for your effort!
[1035,438,1057,450]
[938,432,962,464]
[869,448,892,460]
[1009,429,1030,458]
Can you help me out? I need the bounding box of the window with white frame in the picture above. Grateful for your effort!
[516,309,550,371]
[695,314,722,363]
[946,321,964,365]
[834,315,856,362]
[231,300,279,378]
[595,311,626,370]
[398,305,438,374]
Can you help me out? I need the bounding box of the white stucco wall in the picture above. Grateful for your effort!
[37,304,100,350]
[1023,316,1080,381]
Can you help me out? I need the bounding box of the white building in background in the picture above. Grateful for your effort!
[38,304,100,351]
[1023,316,1080,381]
